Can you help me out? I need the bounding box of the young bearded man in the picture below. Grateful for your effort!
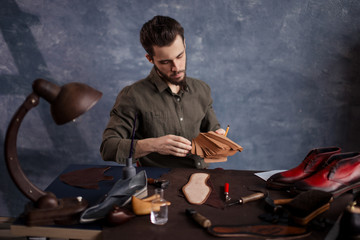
[100,15,225,169]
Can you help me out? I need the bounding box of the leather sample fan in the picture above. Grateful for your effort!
[191,131,243,163]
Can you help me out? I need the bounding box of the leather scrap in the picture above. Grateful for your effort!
[204,178,225,209]
[182,173,212,205]
[60,166,114,189]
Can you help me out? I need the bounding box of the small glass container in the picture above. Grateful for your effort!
[150,188,168,225]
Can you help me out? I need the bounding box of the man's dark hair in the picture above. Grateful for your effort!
[140,15,184,57]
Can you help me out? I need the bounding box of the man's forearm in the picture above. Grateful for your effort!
[134,135,192,159]
[134,138,155,159]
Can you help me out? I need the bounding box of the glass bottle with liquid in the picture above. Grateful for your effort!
[150,188,168,225]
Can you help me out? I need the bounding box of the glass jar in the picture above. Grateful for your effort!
[150,188,168,225]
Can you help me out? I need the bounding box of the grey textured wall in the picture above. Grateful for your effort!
[1,0,360,217]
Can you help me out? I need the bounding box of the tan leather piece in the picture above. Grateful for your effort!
[132,194,171,215]
[191,131,243,163]
[182,173,211,205]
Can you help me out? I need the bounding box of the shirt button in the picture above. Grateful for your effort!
[180,117,183,121]
[176,97,180,102]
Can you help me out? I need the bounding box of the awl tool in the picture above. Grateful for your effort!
[226,192,265,207]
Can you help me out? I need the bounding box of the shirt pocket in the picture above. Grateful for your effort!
[142,111,172,137]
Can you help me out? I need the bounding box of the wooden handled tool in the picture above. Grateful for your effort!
[185,208,211,228]
[226,192,265,207]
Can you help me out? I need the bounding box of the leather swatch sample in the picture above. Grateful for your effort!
[191,131,243,163]
[60,166,114,189]
[182,173,211,205]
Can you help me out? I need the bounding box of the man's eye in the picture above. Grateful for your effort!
[160,61,169,64]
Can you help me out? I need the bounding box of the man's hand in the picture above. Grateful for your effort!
[135,135,192,158]
[152,135,192,156]
[215,128,226,135]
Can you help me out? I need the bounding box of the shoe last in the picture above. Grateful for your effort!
[294,152,360,197]
[266,147,341,190]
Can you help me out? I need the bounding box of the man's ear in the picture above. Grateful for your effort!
[145,54,154,64]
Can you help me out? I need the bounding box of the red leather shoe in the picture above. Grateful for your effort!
[266,147,341,190]
[294,152,360,197]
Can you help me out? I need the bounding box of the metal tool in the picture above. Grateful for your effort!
[226,192,265,207]
[147,178,170,189]
[224,183,231,202]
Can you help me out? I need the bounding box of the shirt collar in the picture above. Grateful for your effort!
[149,67,190,93]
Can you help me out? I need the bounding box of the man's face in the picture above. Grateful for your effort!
[147,35,187,86]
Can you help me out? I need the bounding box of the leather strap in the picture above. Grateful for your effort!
[208,224,311,239]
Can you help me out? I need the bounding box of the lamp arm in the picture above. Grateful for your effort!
[4,92,47,202]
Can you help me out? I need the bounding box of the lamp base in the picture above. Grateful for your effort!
[24,197,88,226]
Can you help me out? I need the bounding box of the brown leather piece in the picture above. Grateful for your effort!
[209,224,310,238]
[60,167,114,189]
[204,177,225,209]
[107,206,135,226]
[191,131,243,163]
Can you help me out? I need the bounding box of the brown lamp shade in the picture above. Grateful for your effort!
[32,79,102,125]
[4,78,101,225]
[5,78,102,207]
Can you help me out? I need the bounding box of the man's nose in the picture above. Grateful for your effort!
[171,59,180,72]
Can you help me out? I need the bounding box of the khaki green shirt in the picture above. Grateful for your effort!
[100,68,221,168]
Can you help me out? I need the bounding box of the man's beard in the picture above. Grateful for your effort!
[154,64,187,90]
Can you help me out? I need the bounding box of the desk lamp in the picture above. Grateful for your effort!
[4,79,102,225]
